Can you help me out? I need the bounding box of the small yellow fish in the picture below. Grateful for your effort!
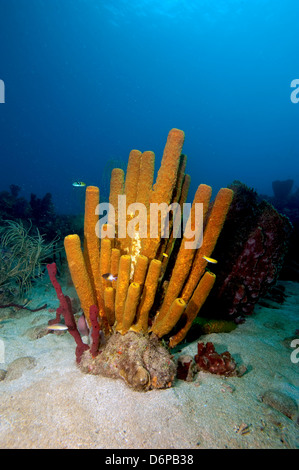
[72,181,86,187]
[203,256,218,264]
[47,323,68,331]
[162,253,168,258]
[102,273,117,282]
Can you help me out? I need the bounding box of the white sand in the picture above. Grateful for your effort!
[0,280,298,449]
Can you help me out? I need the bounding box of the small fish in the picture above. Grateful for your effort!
[72,181,86,187]
[102,273,117,282]
[203,256,218,264]
[162,253,168,258]
[47,323,68,331]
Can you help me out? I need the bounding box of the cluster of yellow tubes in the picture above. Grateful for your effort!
[64,129,233,349]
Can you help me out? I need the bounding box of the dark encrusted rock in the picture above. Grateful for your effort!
[261,389,298,421]
[79,330,176,391]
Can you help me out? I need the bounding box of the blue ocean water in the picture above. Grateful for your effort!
[0,0,298,214]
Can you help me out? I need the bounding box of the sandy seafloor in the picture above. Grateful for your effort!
[0,276,298,450]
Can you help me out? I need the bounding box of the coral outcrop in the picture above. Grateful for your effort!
[199,181,292,321]
[80,331,177,391]
[0,184,82,244]
[59,128,234,390]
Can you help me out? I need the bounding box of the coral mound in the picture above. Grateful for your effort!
[194,342,238,376]
[79,331,176,391]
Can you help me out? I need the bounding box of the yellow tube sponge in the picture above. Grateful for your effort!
[142,128,185,260]
[83,186,101,303]
[132,259,162,333]
[158,154,187,259]
[136,151,155,209]
[156,184,212,324]
[100,238,112,292]
[172,154,187,204]
[179,174,191,208]
[169,271,216,348]
[125,149,142,207]
[108,168,124,229]
[160,173,191,273]
[119,150,142,254]
[64,234,97,325]
[182,187,234,303]
[110,248,120,289]
[151,298,186,338]
[115,255,131,329]
[121,282,141,334]
[151,128,185,206]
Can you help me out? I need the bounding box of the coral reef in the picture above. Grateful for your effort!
[0,184,83,243]
[0,185,28,220]
[0,220,58,300]
[0,184,84,302]
[199,181,292,321]
[59,128,234,390]
[261,180,299,282]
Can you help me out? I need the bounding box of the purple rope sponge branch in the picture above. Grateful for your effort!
[0,303,47,312]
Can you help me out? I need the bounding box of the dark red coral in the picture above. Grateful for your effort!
[194,342,237,376]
